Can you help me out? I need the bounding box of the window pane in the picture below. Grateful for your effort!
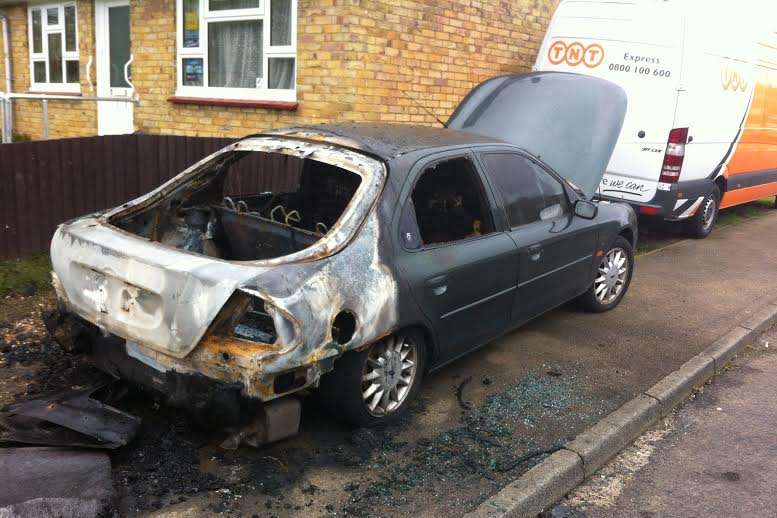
[32,9,43,54]
[481,153,544,227]
[48,33,63,83]
[268,58,294,89]
[208,20,262,88]
[270,0,291,46]
[182,0,199,48]
[65,5,77,52]
[183,58,204,86]
[109,6,131,87]
[535,166,568,217]
[412,158,494,245]
[47,7,59,25]
[33,61,46,83]
[209,0,260,10]
[66,60,79,83]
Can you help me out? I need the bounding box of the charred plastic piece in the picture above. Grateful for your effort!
[0,385,141,449]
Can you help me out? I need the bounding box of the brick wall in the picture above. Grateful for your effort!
[2,0,559,140]
[1,1,97,140]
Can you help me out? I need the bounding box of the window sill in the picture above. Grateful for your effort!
[168,96,298,110]
[27,89,82,96]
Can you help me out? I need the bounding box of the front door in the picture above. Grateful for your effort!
[476,151,599,323]
[95,0,133,135]
[396,154,519,363]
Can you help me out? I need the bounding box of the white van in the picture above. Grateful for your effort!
[535,0,777,237]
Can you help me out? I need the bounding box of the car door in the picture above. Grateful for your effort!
[477,150,599,324]
[395,152,519,363]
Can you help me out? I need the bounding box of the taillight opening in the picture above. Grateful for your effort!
[659,127,689,184]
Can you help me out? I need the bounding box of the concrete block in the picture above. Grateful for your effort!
[465,449,583,518]
[740,303,777,335]
[705,326,753,374]
[645,353,714,413]
[565,394,661,476]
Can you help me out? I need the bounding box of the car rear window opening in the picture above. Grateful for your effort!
[111,150,362,261]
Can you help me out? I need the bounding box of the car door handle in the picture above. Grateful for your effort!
[528,244,543,262]
[425,275,448,296]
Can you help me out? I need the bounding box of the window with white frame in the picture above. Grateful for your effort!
[176,0,297,102]
[28,2,80,92]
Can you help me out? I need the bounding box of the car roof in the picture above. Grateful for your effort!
[264,123,508,161]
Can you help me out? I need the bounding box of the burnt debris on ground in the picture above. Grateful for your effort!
[1,293,615,517]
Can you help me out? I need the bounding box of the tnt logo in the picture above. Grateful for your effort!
[548,41,604,68]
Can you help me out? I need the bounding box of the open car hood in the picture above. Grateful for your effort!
[447,72,627,199]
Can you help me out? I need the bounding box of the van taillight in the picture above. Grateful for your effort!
[659,127,689,184]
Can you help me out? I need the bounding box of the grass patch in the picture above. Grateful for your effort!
[717,197,774,227]
[0,255,52,298]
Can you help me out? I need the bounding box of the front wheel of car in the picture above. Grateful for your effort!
[577,236,634,313]
[682,187,720,239]
[319,330,426,427]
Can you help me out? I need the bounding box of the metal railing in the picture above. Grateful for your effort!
[1,50,139,143]
[0,92,140,143]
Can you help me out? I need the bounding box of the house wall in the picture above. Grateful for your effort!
[1,1,97,140]
[2,0,559,141]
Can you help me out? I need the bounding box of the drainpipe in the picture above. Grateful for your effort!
[1,12,12,143]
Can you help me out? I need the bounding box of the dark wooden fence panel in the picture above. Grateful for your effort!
[0,134,299,260]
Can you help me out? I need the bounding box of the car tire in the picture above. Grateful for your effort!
[577,236,634,313]
[318,330,426,427]
[682,187,720,239]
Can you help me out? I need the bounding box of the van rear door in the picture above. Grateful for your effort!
[535,0,684,204]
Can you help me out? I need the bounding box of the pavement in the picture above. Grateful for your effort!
[552,324,777,518]
[2,209,777,516]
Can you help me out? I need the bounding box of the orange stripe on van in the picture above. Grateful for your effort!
[720,181,777,209]
[723,68,777,206]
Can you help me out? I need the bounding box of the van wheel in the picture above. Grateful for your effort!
[319,330,425,427]
[577,236,634,313]
[683,187,720,239]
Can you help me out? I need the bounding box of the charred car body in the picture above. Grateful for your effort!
[49,73,636,430]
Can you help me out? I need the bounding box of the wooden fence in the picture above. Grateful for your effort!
[0,134,299,260]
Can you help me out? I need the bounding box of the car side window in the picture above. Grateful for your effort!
[480,153,568,228]
[410,156,495,246]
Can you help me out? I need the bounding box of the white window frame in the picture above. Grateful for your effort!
[27,1,80,93]
[175,0,297,102]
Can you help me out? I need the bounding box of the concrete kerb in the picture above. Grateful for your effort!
[465,300,777,518]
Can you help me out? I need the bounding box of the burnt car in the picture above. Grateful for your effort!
[49,72,635,430]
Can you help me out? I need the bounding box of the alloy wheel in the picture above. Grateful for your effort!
[594,247,629,304]
[361,333,418,416]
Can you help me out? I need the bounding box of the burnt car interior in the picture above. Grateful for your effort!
[411,157,495,245]
[112,151,362,261]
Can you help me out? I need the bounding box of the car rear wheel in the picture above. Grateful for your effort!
[577,236,634,313]
[683,187,720,239]
[319,330,425,427]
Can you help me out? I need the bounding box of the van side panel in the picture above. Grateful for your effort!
[670,9,757,217]
[720,34,777,208]
[535,1,683,205]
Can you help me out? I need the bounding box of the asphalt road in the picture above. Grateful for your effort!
[140,210,777,517]
[554,325,777,518]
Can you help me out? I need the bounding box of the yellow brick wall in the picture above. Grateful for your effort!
[3,0,558,140]
[1,1,97,140]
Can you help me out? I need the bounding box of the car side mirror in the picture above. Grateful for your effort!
[574,200,598,219]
